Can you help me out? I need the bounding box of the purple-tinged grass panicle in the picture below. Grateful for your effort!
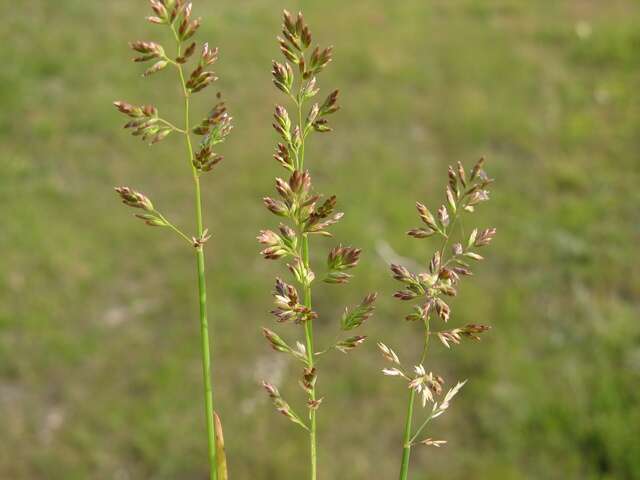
[111,2,233,480]
[258,10,377,480]
[381,158,496,480]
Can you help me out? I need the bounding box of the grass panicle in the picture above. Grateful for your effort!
[258,10,377,480]
[380,158,496,480]
[112,1,233,479]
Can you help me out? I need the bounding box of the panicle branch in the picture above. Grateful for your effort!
[262,381,309,431]
[113,101,177,144]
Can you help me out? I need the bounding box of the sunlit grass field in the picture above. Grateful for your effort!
[1,0,639,478]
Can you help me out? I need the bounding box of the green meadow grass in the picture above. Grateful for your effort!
[1,0,639,478]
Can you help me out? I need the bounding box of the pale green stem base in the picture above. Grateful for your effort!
[398,388,417,480]
[196,246,217,480]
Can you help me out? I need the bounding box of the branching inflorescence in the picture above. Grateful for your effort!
[379,158,496,480]
[112,2,232,479]
[258,10,377,480]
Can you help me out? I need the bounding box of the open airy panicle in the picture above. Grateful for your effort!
[111,2,232,479]
[258,10,376,480]
[383,158,497,480]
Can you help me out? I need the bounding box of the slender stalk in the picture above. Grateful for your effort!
[297,86,318,479]
[155,212,192,245]
[398,319,430,480]
[297,95,307,170]
[157,117,186,133]
[172,28,218,480]
[302,238,318,480]
[409,413,433,445]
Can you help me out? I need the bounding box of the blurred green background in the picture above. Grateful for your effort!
[2,0,639,478]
